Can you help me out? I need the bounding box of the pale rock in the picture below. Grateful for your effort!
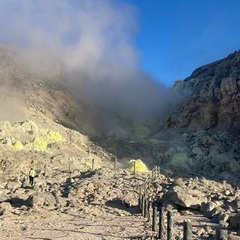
[26,191,57,207]
[6,181,21,192]
[0,202,12,215]
[164,185,207,209]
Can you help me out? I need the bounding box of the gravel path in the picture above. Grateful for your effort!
[0,208,224,240]
[0,211,154,240]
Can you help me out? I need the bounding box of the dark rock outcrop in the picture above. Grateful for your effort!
[163,50,240,132]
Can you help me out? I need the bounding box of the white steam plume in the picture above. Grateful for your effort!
[0,0,184,128]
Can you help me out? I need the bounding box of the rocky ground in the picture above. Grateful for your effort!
[1,212,152,240]
[1,163,240,240]
[0,122,240,239]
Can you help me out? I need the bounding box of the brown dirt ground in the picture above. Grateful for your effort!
[0,208,222,240]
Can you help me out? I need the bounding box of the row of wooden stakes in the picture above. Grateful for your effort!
[138,166,230,240]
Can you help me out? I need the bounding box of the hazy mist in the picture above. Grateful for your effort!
[0,0,186,128]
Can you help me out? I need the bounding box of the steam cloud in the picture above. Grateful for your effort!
[0,0,184,129]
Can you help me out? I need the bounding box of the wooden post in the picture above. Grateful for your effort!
[144,198,149,218]
[183,221,192,240]
[92,159,95,170]
[17,170,21,183]
[152,203,158,231]
[114,158,117,169]
[44,163,47,177]
[143,182,147,195]
[215,228,228,240]
[141,194,145,216]
[159,207,165,240]
[138,187,142,209]
[138,188,142,211]
[147,200,151,222]
[167,211,173,240]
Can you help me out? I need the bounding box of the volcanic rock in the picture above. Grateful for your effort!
[0,44,240,238]
[165,50,240,132]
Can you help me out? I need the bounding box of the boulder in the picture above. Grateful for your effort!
[6,181,21,192]
[121,192,138,207]
[210,207,227,223]
[0,188,9,203]
[201,202,217,217]
[0,202,12,215]
[26,191,57,207]
[163,185,207,209]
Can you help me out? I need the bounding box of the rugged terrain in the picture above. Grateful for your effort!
[165,50,240,132]
[0,45,240,239]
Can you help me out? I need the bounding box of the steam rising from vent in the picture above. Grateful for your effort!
[0,0,186,127]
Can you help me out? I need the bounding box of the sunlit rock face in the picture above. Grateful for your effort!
[163,50,240,132]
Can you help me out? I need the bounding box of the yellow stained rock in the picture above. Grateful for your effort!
[33,136,47,152]
[12,140,24,150]
[47,130,62,142]
[127,159,148,172]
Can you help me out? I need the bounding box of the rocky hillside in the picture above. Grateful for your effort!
[0,45,115,182]
[0,45,96,135]
[165,50,240,132]
[1,45,240,239]
[1,45,240,182]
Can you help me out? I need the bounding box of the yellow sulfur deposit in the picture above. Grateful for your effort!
[47,130,62,142]
[33,136,47,152]
[12,140,24,150]
[127,159,149,172]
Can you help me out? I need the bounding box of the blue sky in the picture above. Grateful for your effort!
[122,0,240,86]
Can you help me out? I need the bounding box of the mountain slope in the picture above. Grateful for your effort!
[0,45,96,135]
[0,45,116,181]
[164,50,240,132]
[1,45,240,180]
